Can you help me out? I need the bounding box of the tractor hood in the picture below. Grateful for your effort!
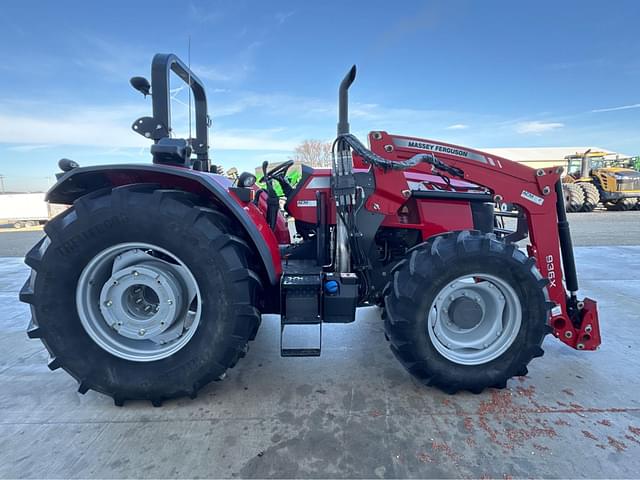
[609,169,640,192]
[611,170,640,180]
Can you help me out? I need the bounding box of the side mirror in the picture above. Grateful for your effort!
[130,76,151,97]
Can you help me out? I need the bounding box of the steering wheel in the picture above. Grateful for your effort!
[262,160,295,198]
[265,159,294,180]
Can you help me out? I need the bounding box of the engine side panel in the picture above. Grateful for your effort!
[286,166,477,241]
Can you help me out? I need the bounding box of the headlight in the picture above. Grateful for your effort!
[238,172,257,188]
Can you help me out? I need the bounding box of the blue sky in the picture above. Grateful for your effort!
[1,0,639,191]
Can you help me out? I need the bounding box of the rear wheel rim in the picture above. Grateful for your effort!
[427,273,522,366]
[76,242,202,362]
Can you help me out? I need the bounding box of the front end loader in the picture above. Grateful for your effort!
[20,54,601,405]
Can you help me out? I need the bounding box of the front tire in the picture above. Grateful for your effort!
[384,231,550,394]
[20,185,262,405]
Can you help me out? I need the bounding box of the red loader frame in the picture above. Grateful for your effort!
[361,131,601,351]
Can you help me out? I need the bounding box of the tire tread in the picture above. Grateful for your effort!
[383,230,550,394]
[20,186,263,406]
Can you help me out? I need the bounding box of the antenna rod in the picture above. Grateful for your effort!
[188,36,192,142]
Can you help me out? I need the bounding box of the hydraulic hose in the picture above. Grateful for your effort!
[336,134,464,177]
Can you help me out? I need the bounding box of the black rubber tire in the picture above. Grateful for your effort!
[19,185,262,406]
[577,182,599,212]
[605,198,635,211]
[383,230,550,394]
[562,183,584,212]
[634,199,640,211]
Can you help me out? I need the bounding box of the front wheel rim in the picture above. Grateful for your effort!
[76,242,202,362]
[427,273,522,366]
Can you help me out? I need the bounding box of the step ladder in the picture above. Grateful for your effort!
[280,273,322,357]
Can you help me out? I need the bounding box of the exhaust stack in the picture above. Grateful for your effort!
[337,65,357,135]
[333,66,357,273]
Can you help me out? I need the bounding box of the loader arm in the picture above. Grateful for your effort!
[363,131,600,351]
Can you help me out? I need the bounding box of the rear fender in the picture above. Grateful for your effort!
[47,164,281,284]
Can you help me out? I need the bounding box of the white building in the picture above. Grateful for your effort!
[481,147,625,170]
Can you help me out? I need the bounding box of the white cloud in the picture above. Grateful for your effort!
[446,123,468,130]
[546,58,607,71]
[192,64,234,83]
[191,42,263,85]
[275,11,295,25]
[6,144,56,152]
[0,103,299,152]
[72,35,150,82]
[515,121,564,134]
[208,92,333,118]
[0,109,147,148]
[591,103,640,113]
[211,130,297,151]
[188,3,224,24]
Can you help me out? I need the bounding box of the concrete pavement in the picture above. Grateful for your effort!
[0,247,639,478]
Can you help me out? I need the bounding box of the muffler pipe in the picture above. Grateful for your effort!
[334,65,357,273]
[337,65,356,136]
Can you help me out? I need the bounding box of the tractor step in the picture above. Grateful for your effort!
[281,346,321,357]
[280,273,322,357]
[279,269,359,357]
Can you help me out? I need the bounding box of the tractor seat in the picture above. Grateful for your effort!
[151,138,193,167]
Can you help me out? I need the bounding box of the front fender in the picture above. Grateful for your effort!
[47,164,281,284]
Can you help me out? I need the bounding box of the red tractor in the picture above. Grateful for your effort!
[20,54,601,406]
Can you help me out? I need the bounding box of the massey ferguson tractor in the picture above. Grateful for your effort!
[20,54,601,406]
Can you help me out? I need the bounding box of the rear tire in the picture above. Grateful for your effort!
[20,185,262,405]
[384,231,549,394]
[562,183,583,212]
[577,182,599,212]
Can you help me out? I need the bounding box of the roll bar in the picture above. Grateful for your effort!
[151,53,210,169]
